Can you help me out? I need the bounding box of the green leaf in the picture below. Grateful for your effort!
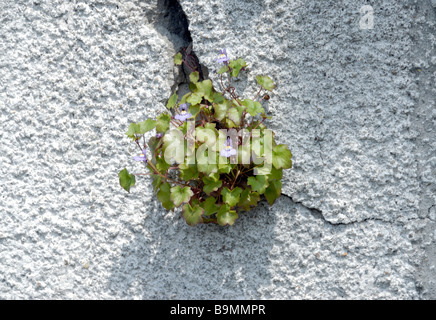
[166,93,178,109]
[238,144,251,166]
[200,197,220,216]
[264,180,282,205]
[189,105,201,118]
[212,92,225,104]
[179,163,199,181]
[272,144,292,169]
[227,107,243,127]
[239,189,261,211]
[138,119,157,134]
[148,136,160,164]
[217,204,238,226]
[247,175,269,195]
[214,102,228,121]
[156,113,171,133]
[170,186,194,207]
[187,92,203,105]
[196,79,213,101]
[268,167,283,180]
[218,65,229,74]
[126,123,140,140]
[221,187,243,207]
[177,121,188,135]
[119,168,136,193]
[196,149,218,175]
[218,163,232,174]
[204,122,217,131]
[242,99,264,117]
[156,156,170,173]
[151,175,162,193]
[162,129,185,163]
[157,182,175,210]
[174,52,183,65]
[189,71,200,84]
[256,75,276,91]
[182,203,204,226]
[202,175,223,195]
[196,126,217,147]
[189,82,196,92]
[229,59,247,77]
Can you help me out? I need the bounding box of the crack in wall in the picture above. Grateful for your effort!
[155,0,192,47]
[154,0,433,232]
[154,0,208,99]
[280,193,430,227]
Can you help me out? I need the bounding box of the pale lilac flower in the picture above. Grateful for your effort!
[220,136,237,158]
[174,104,192,122]
[215,49,229,64]
[156,133,163,139]
[133,148,147,162]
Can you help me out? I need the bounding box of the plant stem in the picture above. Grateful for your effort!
[254,87,263,101]
[230,166,241,190]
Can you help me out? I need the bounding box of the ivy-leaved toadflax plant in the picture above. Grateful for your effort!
[119,49,292,226]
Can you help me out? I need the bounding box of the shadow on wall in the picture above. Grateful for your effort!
[108,200,277,299]
[107,0,275,299]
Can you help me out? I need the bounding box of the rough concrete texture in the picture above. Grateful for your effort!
[0,0,434,299]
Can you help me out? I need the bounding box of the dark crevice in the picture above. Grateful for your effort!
[154,0,209,95]
[280,193,391,227]
[155,0,192,46]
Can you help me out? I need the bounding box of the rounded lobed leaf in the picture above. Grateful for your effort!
[156,113,171,133]
[170,186,194,207]
[179,163,199,181]
[221,187,243,207]
[229,58,247,77]
[242,99,264,117]
[200,196,220,216]
[239,189,261,211]
[272,144,293,169]
[218,65,229,74]
[126,123,140,140]
[189,71,200,84]
[202,178,222,195]
[256,75,276,91]
[182,203,204,226]
[119,168,136,193]
[138,119,157,134]
[157,182,175,210]
[166,93,178,109]
[247,175,269,195]
[264,180,282,206]
[174,52,183,65]
[187,92,203,105]
[217,205,239,226]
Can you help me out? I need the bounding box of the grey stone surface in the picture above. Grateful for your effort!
[0,0,434,299]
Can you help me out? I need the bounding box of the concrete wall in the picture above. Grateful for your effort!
[0,0,434,299]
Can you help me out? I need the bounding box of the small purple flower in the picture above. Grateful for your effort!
[133,148,147,163]
[174,104,192,122]
[156,133,163,139]
[215,49,229,64]
[220,136,237,158]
